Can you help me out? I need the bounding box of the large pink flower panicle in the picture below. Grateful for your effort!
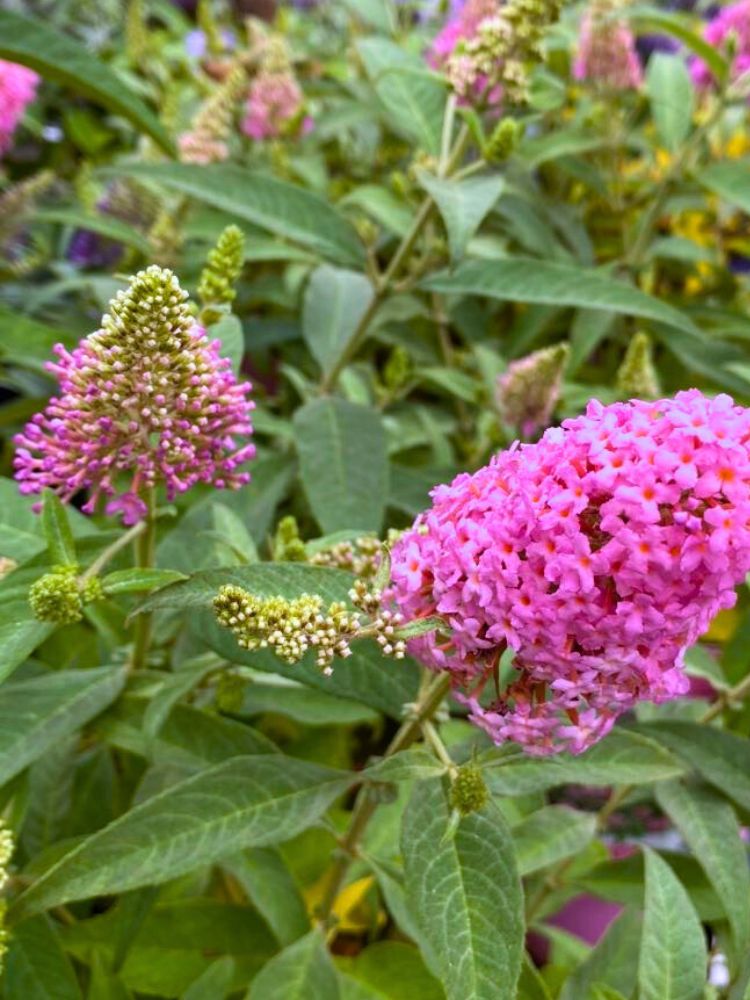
[389,391,750,756]
[690,0,750,89]
[0,60,39,156]
[14,265,255,525]
[574,5,643,89]
[428,0,499,68]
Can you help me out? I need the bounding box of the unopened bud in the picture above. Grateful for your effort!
[616,332,661,401]
[496,342,568,439]
[484,118,521,162]
[450,764,489,816]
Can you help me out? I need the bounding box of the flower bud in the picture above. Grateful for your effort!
[496,342,568,439]
[450,764,489,816]
[198,224,246,308]
[616,332,661,400]
[484,118,521,162]
[29,566,85,625]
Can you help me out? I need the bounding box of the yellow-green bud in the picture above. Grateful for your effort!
[216,671,247,713]
[450,764,489,817]
[28,566,101,625]
[484,118,521,163]
[198,224,246,308]
[383,345,411,391]
[273,515,307,562]
[616,332,661,401]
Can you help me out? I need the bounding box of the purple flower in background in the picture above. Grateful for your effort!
[14,266,255,524]
[185,28,236,59]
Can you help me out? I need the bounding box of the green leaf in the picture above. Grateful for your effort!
[103,164,365,267]
[0,306,72,369]
[0,667,125,788]
[656,780,750,960]
[422,258,701,336]
[247,929,340,1000]
[101,568,188,595]
[629,8,729,84]
[402,778,524,1000]
[0,11,172,153]
[223,848,309,947]
[638,848,707,1000]
[294,398,389,534]
[637,720,750,813]
[558,909,642,1000]
[4,915,83,1000]
[338,941,444,1000]
[646,54,694,152]
[364,748,447,783]
[239,682,379,727]
[511,806,597,877]
[183,958,236,1000]
[357,39,446,154]
[41,491,77,565]
[480,729,685,796]
[340,0,397,33]
[416,172,504,262]
[11,756,352,920]
[303,266,374,376]
[700,159,750,215]
[35,208,151,255]
[210,314,245,376]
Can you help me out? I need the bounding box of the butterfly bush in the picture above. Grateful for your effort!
[573,4,642,89]
[690,0,750,89]
[242,71,309,140]
[14,265,255,525]
[0,59,39,156]
[389,391,750,755]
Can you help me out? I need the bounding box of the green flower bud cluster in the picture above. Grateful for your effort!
[496,342,569,438]
[273,515,307,563]
[198,225,246,309]
[484,118,521,163]
[28,566,103,625]
[383,345,411,391]
[0,171,54,276]
[616,332,661,401]
[214,586,361,673]
[310,536,382,579]
[450,764,489,816]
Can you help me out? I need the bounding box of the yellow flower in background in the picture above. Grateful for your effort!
[305,874,384,935]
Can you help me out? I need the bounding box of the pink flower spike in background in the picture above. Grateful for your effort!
[0,59,39,156]
[14,266,255,525]
[574,4,643,89]
[242,71,309,140]
[389,391,750,756]
[690,0,750,89]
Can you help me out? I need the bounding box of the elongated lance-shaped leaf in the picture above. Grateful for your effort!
[656,779,750,963]
[303,265,375,377]
[638,848,708,1000]
[416,171,505,261]
[0,667,125,788]
[402,777,524,1000]
[247,929,340,1000]
[0,11,173,153]
[4,916,83,1000]
[11,756,353,921]
[41,490,76,565]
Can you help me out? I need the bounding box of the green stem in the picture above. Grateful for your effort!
[129,488,157,671]
[319,125,472,395]
[79,521,146,584]
[317,672,451,926]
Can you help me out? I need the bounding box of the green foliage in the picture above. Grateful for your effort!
[3,1,750,995]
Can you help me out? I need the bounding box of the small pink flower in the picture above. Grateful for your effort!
[0,60,39,156]
[690,0,750,90]
[574,8,642,89]
[242,71,309,141]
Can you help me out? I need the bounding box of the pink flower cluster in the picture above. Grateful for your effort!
[573,9,642,89]
[690,0,750,89]
[0,59,39,156]
[389,391,750,755]
[428,0,498,67]
[14,266,255,525]
[242,72,311,140]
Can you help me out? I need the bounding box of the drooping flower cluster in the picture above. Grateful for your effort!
[496,343,568,439]
[432,0,562,105]
[214,577,407,673]
[0,59,39,157]
[214,588,360,671]
[690,0,750,90]
[179,62,247,164]
[389,390,750,755]
[14,266,255,524]
[574,2,643,89]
